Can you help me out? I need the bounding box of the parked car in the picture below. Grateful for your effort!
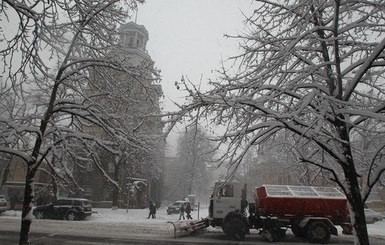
[0,193,9,213]
[166,200,188,215]
[365,208,383,224]
[33,198,92,221]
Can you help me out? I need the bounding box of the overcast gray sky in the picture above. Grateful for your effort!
[137,0,253,110]
[136,0,254,155]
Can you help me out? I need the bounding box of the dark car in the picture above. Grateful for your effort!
[33,198,92,221]
[166,200,188,215]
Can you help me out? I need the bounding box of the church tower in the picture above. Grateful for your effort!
[116,21,164,207]
[118,21,152,65]
[78,21,164,207]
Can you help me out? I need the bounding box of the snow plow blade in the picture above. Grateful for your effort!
[167,218,209,238]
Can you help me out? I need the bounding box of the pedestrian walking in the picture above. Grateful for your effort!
[152,201,157,219]
[185,202,192,220]
[178,203,185,220]
[147,200,156,219]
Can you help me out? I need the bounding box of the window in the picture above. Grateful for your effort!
[107,162,115,173]
[86,162,93,171]
[55,199,71,205]
[83,186,92,197]
[219,184,234,197]
[129,37,134,47]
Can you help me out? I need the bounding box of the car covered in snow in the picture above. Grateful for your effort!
[365,208,383,224]
[33,198,92,221]
[166,200,188,215]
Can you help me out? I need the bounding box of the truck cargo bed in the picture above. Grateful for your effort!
[256,185,349,223]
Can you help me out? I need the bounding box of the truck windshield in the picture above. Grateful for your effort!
[218,184,234,197]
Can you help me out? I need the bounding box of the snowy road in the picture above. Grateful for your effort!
[0,207,384,244]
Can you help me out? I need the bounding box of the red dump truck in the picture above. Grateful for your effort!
[207,180,352,243]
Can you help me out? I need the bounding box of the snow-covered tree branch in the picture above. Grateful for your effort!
[168,1,385,245]
[1,1,162,244]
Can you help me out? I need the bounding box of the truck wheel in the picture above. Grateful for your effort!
[307,221,331,244]
[222,216,248,241]
[291,220,306,237]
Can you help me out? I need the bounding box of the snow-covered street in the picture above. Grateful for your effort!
[1,206,384,239]
[1,206,210,237]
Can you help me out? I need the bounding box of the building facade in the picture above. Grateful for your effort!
[72,21,165,208]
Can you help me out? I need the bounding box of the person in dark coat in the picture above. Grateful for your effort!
[151,201,157,219]
[147,200,156,219]
[185,202,192,220]
[178,203,185,220]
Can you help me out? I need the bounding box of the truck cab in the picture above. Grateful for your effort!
[209,180,246,226]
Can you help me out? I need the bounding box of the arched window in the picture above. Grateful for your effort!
[129,37,134,47]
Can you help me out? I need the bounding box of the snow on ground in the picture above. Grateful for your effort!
[1,205,209,223]
[367,219,385,238]
[89,206,210,223]
[2,206,385,238]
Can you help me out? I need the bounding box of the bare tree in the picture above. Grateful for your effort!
[174,126,214,199]
[169,1,385,244]
[0,1,157,244]
[256,131,336,186]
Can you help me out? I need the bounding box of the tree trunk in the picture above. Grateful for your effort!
[52,179,58,202]
[338,120,369,245]
[112,187,119,208]
[19,168,35,245]
[344,165,369,245]
[112,164,120,208]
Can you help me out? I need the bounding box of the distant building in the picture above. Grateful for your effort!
[1,155,54,209]
[70,21,165,208]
